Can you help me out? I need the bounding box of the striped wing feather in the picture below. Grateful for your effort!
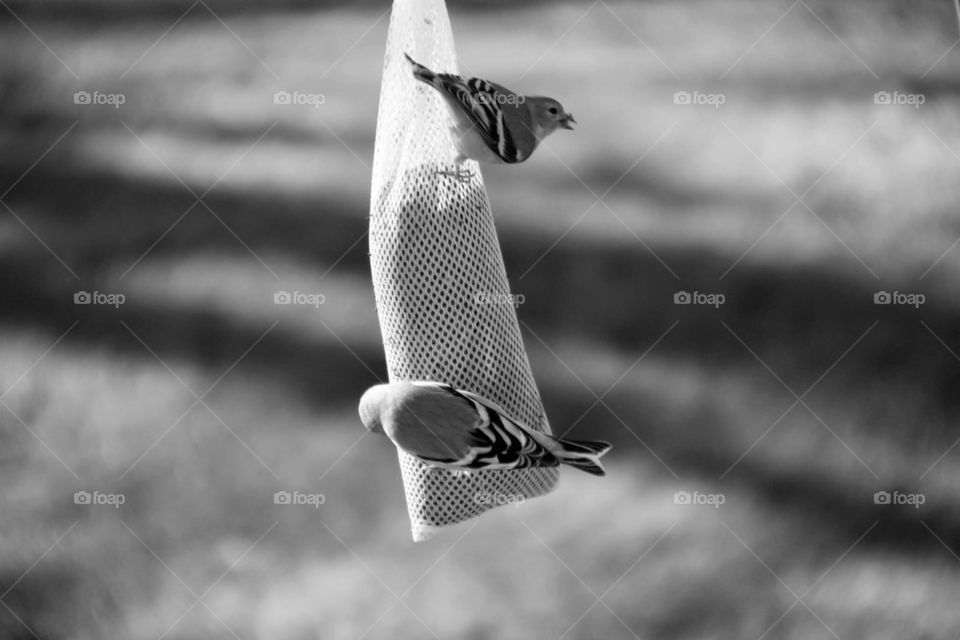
[431,384,559,470]
[433,74,531,163]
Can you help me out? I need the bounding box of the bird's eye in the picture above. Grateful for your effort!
[548,107,559,116]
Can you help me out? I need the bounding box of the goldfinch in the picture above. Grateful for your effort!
[359,381,611,476]
[405,54,576,182]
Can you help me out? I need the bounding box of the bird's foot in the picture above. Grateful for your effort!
[435,168,475,183]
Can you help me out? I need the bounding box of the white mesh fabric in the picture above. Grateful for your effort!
[369,0,559,541]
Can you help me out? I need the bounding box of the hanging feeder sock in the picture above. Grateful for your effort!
[367,0,559,541]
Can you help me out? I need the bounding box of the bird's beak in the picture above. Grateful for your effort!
[560,113,576,130]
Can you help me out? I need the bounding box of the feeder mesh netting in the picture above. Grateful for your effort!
[368,0,559,541]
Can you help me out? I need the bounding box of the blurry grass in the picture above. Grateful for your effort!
[2,1,960,639]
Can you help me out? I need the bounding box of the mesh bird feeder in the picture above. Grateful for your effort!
[368,0,559,541]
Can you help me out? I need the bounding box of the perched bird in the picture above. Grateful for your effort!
[359,381,611,476]
[404,53,576,182]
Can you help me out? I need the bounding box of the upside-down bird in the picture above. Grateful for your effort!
[359,381,610,476]
[405,53,576,182]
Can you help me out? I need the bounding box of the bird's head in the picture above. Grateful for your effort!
[529,97,576,138]
[358,384,390,433]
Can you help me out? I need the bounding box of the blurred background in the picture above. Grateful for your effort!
[2,0,960,638]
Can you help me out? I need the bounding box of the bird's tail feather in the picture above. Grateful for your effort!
[555,438,612,476]
[404,53,435,84]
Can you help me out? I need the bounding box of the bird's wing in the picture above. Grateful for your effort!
[432,385,559,471]
[431,74,528,163]
[486,81,538,162]
[392,383,488,463]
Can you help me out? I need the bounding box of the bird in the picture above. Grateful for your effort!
[359,381,611,476]
[404,53,576,182]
